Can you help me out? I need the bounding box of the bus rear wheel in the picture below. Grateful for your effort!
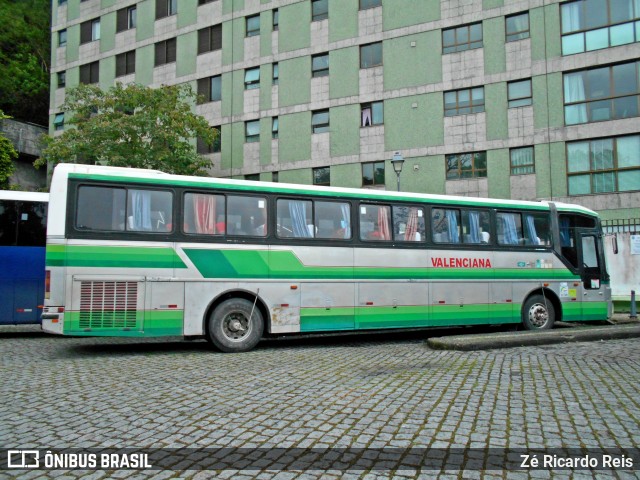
[522,294,555,330]
[208,298,264,353]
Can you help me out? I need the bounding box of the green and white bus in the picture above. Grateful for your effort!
[42,163,612,352]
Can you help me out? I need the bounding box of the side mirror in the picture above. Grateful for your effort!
[612,234,618,255]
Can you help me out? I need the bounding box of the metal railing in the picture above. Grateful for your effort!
[602,218,640,233]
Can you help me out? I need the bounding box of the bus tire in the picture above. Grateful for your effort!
[522,294,555,330]
[208,298,264,353]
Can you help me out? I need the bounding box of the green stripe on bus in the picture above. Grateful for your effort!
[63,310,183,336]
[46,245,187,269]
[561,301,609,321]
[183,248,579,281]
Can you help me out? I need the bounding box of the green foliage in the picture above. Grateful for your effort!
[38,83,218,176]
[0,110,18,189]
[0,0,50,125]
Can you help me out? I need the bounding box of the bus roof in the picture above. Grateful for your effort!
[51,163,598,216]
[0,190,49,203]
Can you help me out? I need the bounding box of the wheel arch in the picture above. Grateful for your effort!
[522,287,562,323]
[203,289,270,338]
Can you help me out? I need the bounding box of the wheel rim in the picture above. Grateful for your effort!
[222,311,251,342]
[528,302,549,328]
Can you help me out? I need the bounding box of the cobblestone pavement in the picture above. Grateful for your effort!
[1,325,639,479]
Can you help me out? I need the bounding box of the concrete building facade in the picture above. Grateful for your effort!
[49,0,640,220]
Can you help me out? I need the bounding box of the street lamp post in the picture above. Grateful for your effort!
[391,152,404,192]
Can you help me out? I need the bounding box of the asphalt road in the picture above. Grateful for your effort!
[1,323,639,479]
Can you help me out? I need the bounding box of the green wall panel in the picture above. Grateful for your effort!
[177,0,198,28]
[424,155,446,194]
[259,117,273,166]
[135,44,154,85]
[483,0,504,8]
[101,0,117,7]
[177,32,197,78]
[383,0,440,30]
[279,57,310,107]
[397,156,429,194]
[223,18,245,66]
[384,31,441,90]
[136,0,154,42]
[533,73,563,129]
[221,122,245,172]
[279,168,312,185]
[485,83,508,141]
[534,143,552,199]
[279,2,311,53]
[549,142,567,197]
[279,112,311,164]
[330,105,360,157]
[487,148,510,199]
[531,5,561,61]
[260,10,273,57]
[100,12,116,54]
[66,24,79,63]
[329,0,358,43]
[331,163,362,188]
[259,63,273,111]
[329,47,359,99]
[99,57,115,89]
[385,94,443,151]
[67,0,80,21]
[483,17,506,75]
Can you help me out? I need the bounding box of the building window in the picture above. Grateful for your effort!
[272,63,279,85]
[360,0,381,9]
[156,0,177,19]
[360,42,382,68]
[197,126,221,154]
[312,110,330,133]
[57,71,66,88]
[510,147,535,175]
[446,152,487,179]
[361,101,383,126]
[312,0,328,21]
[245,67,260,89]
[197,75,221,103]
[198,25,222,54]
[312,53,329,77]
[245,120,260,143]
[444,87,485,116]
[272,117,279,139]
[508,79,532,108]
[80,18,100,44]
[442,23,483,53]
[54,113,64,131]
[563,61,639,125]
[246,15,260,37]
[198,0,218,4]
[313,166,330,186]
[273,9,279,31]
[58,29,67,46]
[154,38,176,66]
[59,0,67,4]
[116,50,136,77]
[561,0,640,55]
[362,161,385,187]
[506,12,530,42]
[272,172,279,182]
[79,61,99,84]
[567,135,640,194]
[116,6,136,32]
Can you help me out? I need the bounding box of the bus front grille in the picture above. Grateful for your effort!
[79,281,139,329]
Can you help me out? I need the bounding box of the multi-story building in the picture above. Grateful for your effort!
[49,0,640,220]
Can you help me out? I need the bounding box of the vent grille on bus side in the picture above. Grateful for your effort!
[79,281,138,329]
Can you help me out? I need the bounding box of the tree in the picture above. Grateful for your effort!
[37,83,218,176]
[0,110,18,189]
[0,0,50,125]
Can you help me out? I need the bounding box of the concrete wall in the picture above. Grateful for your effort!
[0,118,47,190]
[605,232,640,301]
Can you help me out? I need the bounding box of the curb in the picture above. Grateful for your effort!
[426,324,640,351]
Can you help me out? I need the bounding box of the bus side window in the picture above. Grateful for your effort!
[392,206,425,242]
[183,193,226,235]
[315,201,351,240]
[0,200,18,246]
[126,189,173,232]
[360,204,391,241]
[228,195,267,237]
[460,210,490,244]
[497,212,523,246]
[76,186,126,231]
[277,199,313,238]
[432,208,461,243]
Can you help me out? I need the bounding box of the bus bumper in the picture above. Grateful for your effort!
[42,313,64,335]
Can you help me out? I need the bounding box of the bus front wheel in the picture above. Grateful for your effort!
[522,294,555,330]
[208,298,264,353]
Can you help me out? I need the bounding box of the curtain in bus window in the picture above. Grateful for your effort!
[446,210,460,243]
[340,204,351,239]
[378,206,391,240]
[404,208,419,241]
[500,213,519,245]
[193,194,216,234]
[560,217,571,246]
[468,211,481,243]
[289,200,312,238]
[129,190,152,231]
[524,214,539,245]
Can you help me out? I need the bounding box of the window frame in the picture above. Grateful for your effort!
[445,152,487,179]
[245,120,260,143]
[154,38,177,66]
[360,42,383,68]
[312,53,329,77]
[117,6,137,32]
[311,109,330,133]
[510,146,535,175]
[246,14,260,37]
[508,79,532,108]
[361,101,384,127]
[79,61,100,85]
[362,161,385,187]
[244,67,260,90]
[311,0,328,21]
[156,0,177,19]
[197,75,222,103]
[359,0,382,10]
[442,22,483,54]
[444,87,485,116]
[313,166,330,186]
[115,50,136,77]
[80,18,101,44]
[505,12,530,42]
[198,24,222,54]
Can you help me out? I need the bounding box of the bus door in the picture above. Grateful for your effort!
[578,230,608,319]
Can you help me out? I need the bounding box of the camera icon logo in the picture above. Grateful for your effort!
[7,450,40,468]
